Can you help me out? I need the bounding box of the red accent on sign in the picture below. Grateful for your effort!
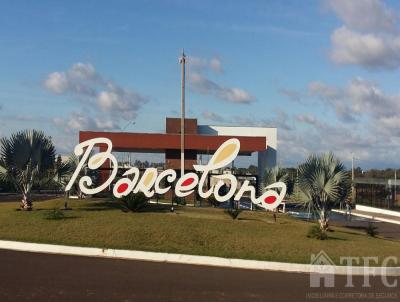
[182,177,194,187]
[264,196,277,204]
[117,183,129,193]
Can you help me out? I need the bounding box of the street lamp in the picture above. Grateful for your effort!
[351,152,359,205]
[179,49,186,178]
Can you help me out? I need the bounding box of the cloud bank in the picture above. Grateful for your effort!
[187,56,255,104]
[327,0,400,69]
[276,77,400,167]
[44,62,148,130]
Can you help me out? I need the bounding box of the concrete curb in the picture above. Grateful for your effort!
[0,240,399,276]
[332,209,400,225]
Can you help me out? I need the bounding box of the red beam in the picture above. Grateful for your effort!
[79,131,266,153]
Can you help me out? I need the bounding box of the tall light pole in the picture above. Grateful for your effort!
[351,153,354,182]
[179,49,186,177]
[395,169,397,205]
[351,152,355,204]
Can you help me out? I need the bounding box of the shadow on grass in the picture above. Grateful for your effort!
[78,201,123,212]
[326,236,347,241]
[330,225,372,238]
[42,209,80,220]
[15,208,57,212]
[345,225,368,231]
[237,217,261,221]
[78,200,173,213]
[43,216,79,221]
[123,203,172,213]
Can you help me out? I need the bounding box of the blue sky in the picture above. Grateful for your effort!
[1,0,400,169]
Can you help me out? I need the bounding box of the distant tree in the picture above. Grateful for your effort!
[56,155,62,170]
[248,165,258,175]
[354,167,363,177]
[233,167,248,175]
[36,154,71,192]
[263,166,293,196]
[359,168,398,179]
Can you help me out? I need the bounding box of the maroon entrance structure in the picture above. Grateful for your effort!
[79,117,268,201]
[80,118,267,171]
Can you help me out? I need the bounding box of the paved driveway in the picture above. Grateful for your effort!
[0,249,398,301]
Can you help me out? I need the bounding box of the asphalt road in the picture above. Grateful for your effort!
[0,249,398,302]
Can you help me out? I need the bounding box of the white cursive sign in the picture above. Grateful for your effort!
[65,138,286,210]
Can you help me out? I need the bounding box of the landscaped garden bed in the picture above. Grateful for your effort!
[0,198,399,265]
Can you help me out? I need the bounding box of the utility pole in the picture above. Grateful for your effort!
[395,169,397,205]
[296,166,299,194]
[351,153,355,204]
[179,49,186,178]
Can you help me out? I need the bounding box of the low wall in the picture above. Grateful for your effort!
[356,204,400,218]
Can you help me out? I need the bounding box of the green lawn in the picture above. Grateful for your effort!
[0,198,399,265]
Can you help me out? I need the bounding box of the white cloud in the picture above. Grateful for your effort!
[189,72,255,104]
[201,111,226,122]
[230,115,258,126]
[326,0,397,32]
[188,56,223,73]
[276,77,400,167]
[292,112,400,167]
[330,26,400,69]
[277,88,302,103]
[378,116,400,135]
[209,57,223,73]
[260,110,293,131]
[44,62,148,121]
[53,112,119,134]
[68,62,97,80]
[295,114,319,126]
[97,84,147,120]
[308,81,342,99]
[44,72,69,94]
[309,78,400,122]
[207,109,292,131]
[327,0,400,69]
[187,55,255,104]
[307,80,355,123]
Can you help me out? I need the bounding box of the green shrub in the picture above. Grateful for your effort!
[119,192,148,212]
[224,208,242,220]
[307,225,328,240]
[366,222,378,237]
[173,196,186,205]
[44,208,65,220]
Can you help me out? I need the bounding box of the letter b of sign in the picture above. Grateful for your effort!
[65,138,118,195]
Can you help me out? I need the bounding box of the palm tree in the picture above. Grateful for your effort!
[54,155,72,188]
[35,155,72,193]
[263,166,293,195]
[298,153,351,231]
[0,130,56,210]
